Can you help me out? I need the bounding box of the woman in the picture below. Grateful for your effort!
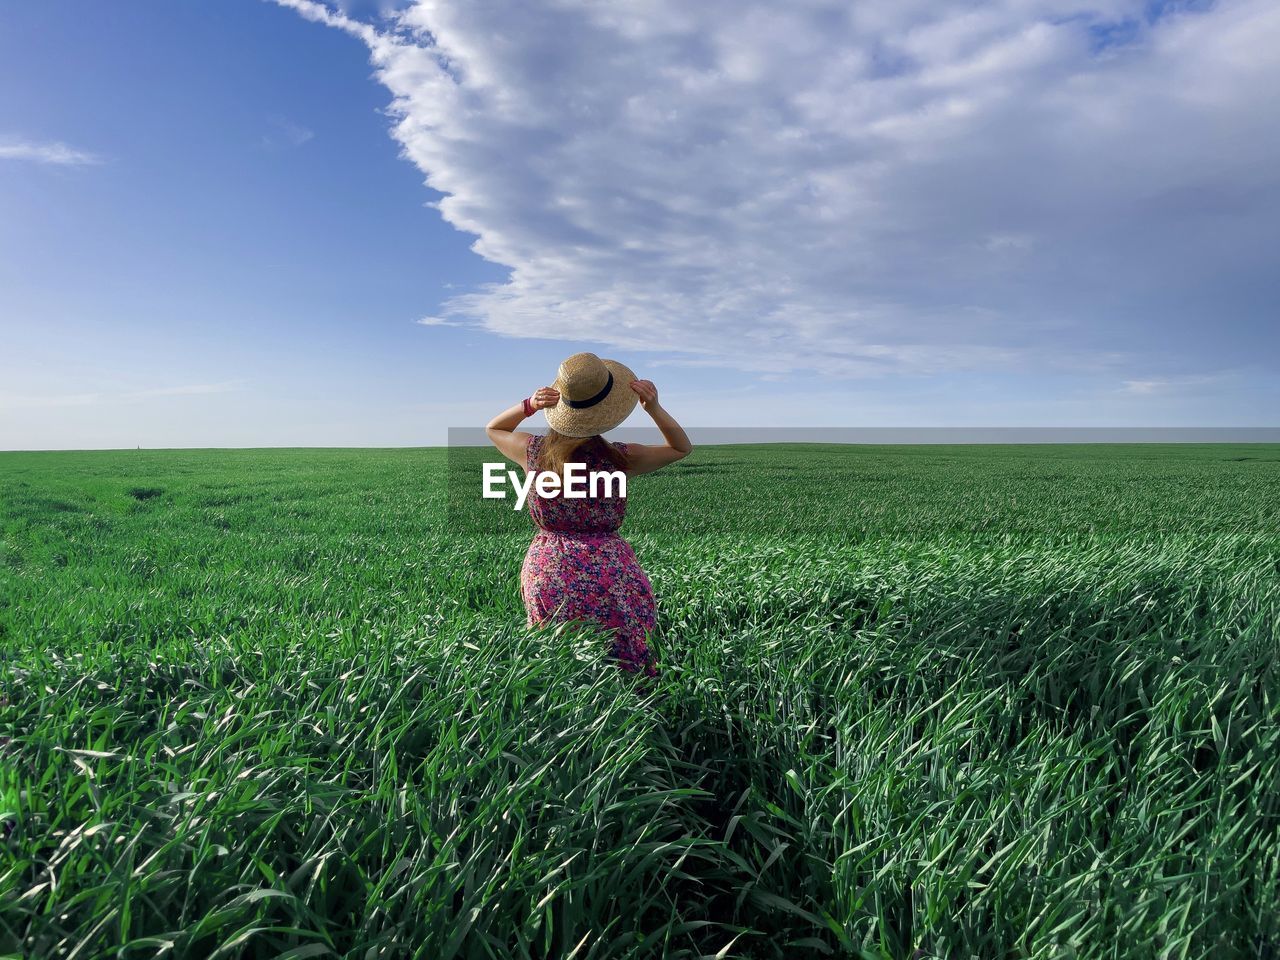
[486,351,692,678]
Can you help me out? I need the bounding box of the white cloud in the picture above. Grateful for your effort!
[984,233,1035,252]
[277,0,1280,380]
[1122,379,1169,395]
[1120,371,1231,395]
[263,116,316,149]
[0,138,101,166]
[0,381,245,410]
[272,0,380,43]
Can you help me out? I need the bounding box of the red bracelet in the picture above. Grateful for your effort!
[522,396,535,417]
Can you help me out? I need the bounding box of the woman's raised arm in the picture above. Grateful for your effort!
[486,386,560,466]
[623,380,692,476]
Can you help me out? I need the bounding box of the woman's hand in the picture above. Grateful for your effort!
[629,379,661,412]
[531,386,560,411]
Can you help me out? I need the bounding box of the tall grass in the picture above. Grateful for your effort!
[1,445,1278,958]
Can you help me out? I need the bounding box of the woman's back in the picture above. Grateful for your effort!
[525,434,629,535]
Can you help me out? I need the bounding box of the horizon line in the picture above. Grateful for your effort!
[5,426,1280,454]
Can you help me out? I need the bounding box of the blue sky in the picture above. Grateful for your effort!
[2,0,1276,449]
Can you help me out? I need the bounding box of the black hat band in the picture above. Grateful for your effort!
[564,371,613,409]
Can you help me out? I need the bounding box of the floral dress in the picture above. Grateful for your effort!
[520,435,659,678]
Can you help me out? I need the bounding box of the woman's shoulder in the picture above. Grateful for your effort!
[602,438,630,466]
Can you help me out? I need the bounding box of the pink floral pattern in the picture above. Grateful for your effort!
[520,435,659,678]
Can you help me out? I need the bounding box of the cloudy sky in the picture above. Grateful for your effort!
[2,0,1276,448]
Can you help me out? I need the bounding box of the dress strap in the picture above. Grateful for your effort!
[526,433,543,472]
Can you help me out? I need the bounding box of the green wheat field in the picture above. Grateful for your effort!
[2,444,1278,959]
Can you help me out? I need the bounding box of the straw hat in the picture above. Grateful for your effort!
[543,352,638,438]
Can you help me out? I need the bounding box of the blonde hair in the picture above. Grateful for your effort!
[536,429,628,477]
